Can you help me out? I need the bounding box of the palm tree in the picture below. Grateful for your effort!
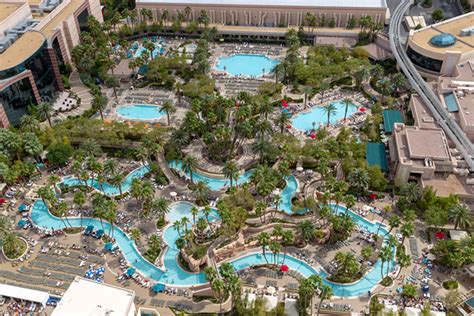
[110,172,124,196]
[322,103,337,127]
[385,215,401,236]
[104,201,117,237]
[401,182,422,204]
[182,155,199,183]
[281,230,294,264]
[342,97,355,121]
[20,115,39,132]
[449,203,472,230]
[150,197,170,221]
[316,285,333,316]
[319,81,331,103]
[36,102,53,127]
[348,168,369,199]
[274,112,291,134]
[297,220,315,243]
[377,205,392,234]
[379,245,392,279]
[193,181,210,204]
[222,161,239,188]
[130,228,141,242]
[400,221,415,244]
[73,191,86,227]
[159,101,176,126]
[2,233,19,258]
[190,206,199,225]
[257,232,270,264]
[92,94,108,120]
[269,241,282,265]
[303,86,313,109]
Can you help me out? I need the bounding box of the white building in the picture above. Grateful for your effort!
[52,277,136,316]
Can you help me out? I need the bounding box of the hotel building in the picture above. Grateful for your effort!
[0,0,103,128]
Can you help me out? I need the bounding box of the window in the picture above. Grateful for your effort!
[406,46,442,73]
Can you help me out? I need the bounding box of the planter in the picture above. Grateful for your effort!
[2,237,28,261]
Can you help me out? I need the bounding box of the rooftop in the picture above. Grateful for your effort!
[405,129,450,160]
[0,2,23,22]
[410,12,474,54]
[51,277,135,316]
[137,0,387,8]
[366,142,388,171]
[410,95,439,129]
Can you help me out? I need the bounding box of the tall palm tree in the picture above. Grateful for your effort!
[342,97,355,121]
[257,232,270,264]
[193,181,210,204]
[182,155,199,183]
[274,112,291,134]
[303,85,313,109]
[202,206,213,233]
[110,172,124,196]
[322,103,337,127]
[92,94,108,121]
[379,245,392,279]
[2,232,19,258]
[19,115,39,132]
[281,230,294,264]
[73,191,86,227]
[160,101,176,126]
[151,197,170,221]
[348,168,369,199]
[36,102,53,127]
[104,200,117,237]
[401,182,422,204]
[190,206,199,225]
[449,203,472,230]
[130,228,141,242]
[269,241,282,265]
[222,161,239,188]
[385,215,401,236]
[400,221,415,244]
[316,285,333,316]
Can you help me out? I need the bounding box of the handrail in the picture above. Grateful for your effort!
[389,0,474,171]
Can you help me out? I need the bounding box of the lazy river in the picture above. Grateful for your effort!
[168,160,254,191]
[59,165,151,196]
[30,197,395,295]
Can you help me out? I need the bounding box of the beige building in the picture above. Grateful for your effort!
[388,96,466,186]
[136,0,389,28]
[0,0,103,128]
[406,12,474,77]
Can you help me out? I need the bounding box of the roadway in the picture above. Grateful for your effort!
[389,0,474,171]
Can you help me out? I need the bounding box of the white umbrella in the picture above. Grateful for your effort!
[170,191,177,197]
[266,286,276,295]
[296,166,304,172]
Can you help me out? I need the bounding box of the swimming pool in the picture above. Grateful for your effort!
[168,160,254,191]
[116,104,164,121]
[278,176,300,214]
[215,54,280,77]
[133,43,165,59]
[30,200,395,294]
[59,165,150,196]
[292,100,357,132]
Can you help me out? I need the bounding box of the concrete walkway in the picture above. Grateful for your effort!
[54,71,93,120]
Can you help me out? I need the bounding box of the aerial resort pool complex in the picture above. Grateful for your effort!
[292,100,358,131]
[215,54,280,77]
[115,104,164,121]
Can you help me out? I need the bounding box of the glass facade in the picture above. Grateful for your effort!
[0,41,57,126]
[52,37,66,74]
[407,46,443,73]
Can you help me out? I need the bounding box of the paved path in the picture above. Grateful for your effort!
[54,71,93,120]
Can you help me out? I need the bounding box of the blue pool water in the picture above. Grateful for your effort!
[116,104,164,121]
[292,100,357,132]
[134,43,165,59]
[30,198,395,294]
[278,176,299,214]
[215,54,280,77]
[60,165,150,196]
[168,160,254,191]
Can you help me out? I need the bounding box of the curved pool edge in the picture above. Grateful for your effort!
[115,104,165,122]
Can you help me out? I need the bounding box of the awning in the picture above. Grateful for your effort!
[96,229,104,238]
[152,283,165,293]
[0,284,49,306]
[366,142,388,172]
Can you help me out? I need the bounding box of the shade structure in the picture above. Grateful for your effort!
[280,265,289,272]
[85,225,94,234]
[17,219,27,227]
[368,193,377,200]
[152,283,165,293]
[0,198,6,204]
[18,204,29,211]
[126,268,136,277]
[96,229,104,238]
[95,267,105,275]
[422,285,429,293]
[435,232,445,239]
[104,242,116,251]
[85,270,94,278]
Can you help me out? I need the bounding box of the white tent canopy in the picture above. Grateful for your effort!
[284,298,298,316]
[0,284,49,306]
[263,295,278,311]
[405,307,422,316]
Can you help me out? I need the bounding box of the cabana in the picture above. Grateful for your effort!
[0,284,49,307]
[126,268,136,277]
[95,229,104,239]
[152,283,165,293]
[84,225,94,235]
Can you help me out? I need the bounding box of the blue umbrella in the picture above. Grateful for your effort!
[104,242,114,251]
[85,225,94,235]
[18,204,29,212]
[152,283,165,293]
[85,270,94,278]
[95,229,104,238]
[422,285,430,293]
[17,219,27,227]
[95,267,105,275]
[126,268,136,277]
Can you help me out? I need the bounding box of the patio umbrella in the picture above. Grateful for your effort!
[286,124,292,129]
[280,265,289,272]
[85,270,94,278]
[170,191,177,197]
[17,219,27,227]
[310,134,317,139]
[126,268,136,277]
[104,242,114,251]
[85,225,94,234]
[0,198,6,204]
[435,232,445,239]
[266,286,276,295]
[96,267,105,275]
[96,229,104,238]
[359,107,366,112]
[422,285,429,293]
[368,193,377,200]
[152,283,166,293]
[18,204,29,212]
